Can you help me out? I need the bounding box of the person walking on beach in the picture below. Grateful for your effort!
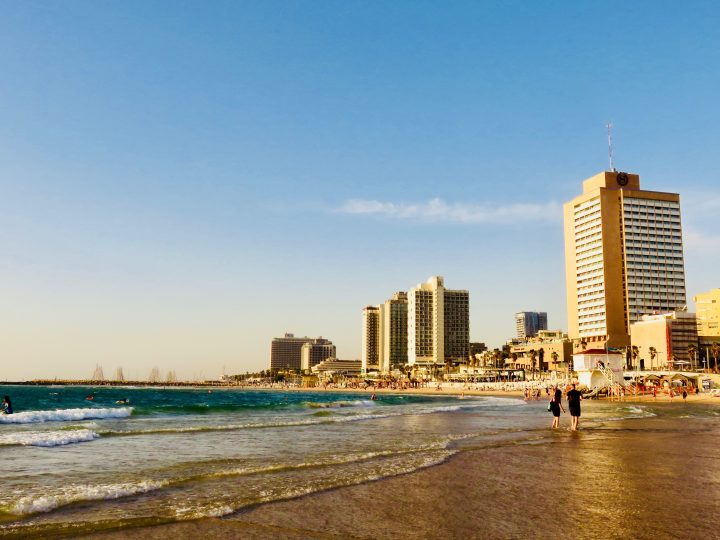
[1,396,13,414]
[549,387,565,429]
[566,384,582,431]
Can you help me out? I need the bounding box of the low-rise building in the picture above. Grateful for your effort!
[630,311,699,370]
[506,330,573,372]
[694,288,720,339]
[694,289,720,367]
[311,358,363,381]
[573,349,624,389]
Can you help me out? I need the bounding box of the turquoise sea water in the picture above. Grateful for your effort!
[0,385,717,538]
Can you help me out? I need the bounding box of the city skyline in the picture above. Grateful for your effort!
[2,2,720,380]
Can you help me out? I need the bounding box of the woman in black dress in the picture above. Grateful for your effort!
[549,387,565,429]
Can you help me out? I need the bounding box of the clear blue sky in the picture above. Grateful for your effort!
[1,1,719,380]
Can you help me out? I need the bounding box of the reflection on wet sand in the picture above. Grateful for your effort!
[89,407,720,540]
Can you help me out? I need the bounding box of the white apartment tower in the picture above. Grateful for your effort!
[408,276,469,366]
[362,293,409,374]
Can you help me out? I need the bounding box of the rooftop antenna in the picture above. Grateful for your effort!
[606,122,616,172]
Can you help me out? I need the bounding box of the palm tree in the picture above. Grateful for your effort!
[631,346,639,371]
[551,350,559,369]
[687,344,697,371]
[492,348,503,368]
[510,352,518,368]
[538,348,545,372]
[528,349,537,377]
[711,343,720,373]
[649,347,657,369]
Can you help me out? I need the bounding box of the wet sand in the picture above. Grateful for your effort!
[88,412,720,540]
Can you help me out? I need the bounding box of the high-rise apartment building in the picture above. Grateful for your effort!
[564,171,687,349]
[444,289,470,363]
[408,276,469,366]
[300,340,337,371]
[515,311,548,339]
[361,306,381,373]
[380,292,408,372]
[270,334,334,371]
[362,293,409,373]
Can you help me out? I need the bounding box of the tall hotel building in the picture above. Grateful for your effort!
[362,292,408,373]
[270,334,335,371]
[408,276,469,367]
[515,311,548,339]
[361,306,381,373]
[564,171,687,349]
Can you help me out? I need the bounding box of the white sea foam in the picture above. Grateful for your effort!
[8,480,167,515]
[175,503,235,519]
[304,400,376,408]
[171,448,455,520]
[203,444,449,481]
[0,407,133,424]
[475,396,527,407]
[0,429,99,447]
[621,405,656,418]
[100,398,522,437]
[604,405,658,421]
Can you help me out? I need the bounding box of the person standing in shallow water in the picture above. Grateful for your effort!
[549,387,565,429]
[566,384,582,431]
[1,395,13,414]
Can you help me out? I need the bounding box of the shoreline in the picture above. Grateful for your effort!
[86,413,720,540]
[3,380,720,404]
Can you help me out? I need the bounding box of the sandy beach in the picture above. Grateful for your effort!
[231,381,720,405]
[85,402,720,540]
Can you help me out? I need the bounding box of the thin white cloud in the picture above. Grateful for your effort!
[337,198,561,225]
[682,190,720,212]
[684,227,720,251]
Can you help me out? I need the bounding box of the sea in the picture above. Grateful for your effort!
[0,385,718,538]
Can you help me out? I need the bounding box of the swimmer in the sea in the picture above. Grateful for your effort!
[1,395,13,414]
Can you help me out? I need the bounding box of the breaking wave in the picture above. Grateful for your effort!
[303,400,376,408]
[0,407,133,424]
[0,429,99,447]
[6,480,167,515]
